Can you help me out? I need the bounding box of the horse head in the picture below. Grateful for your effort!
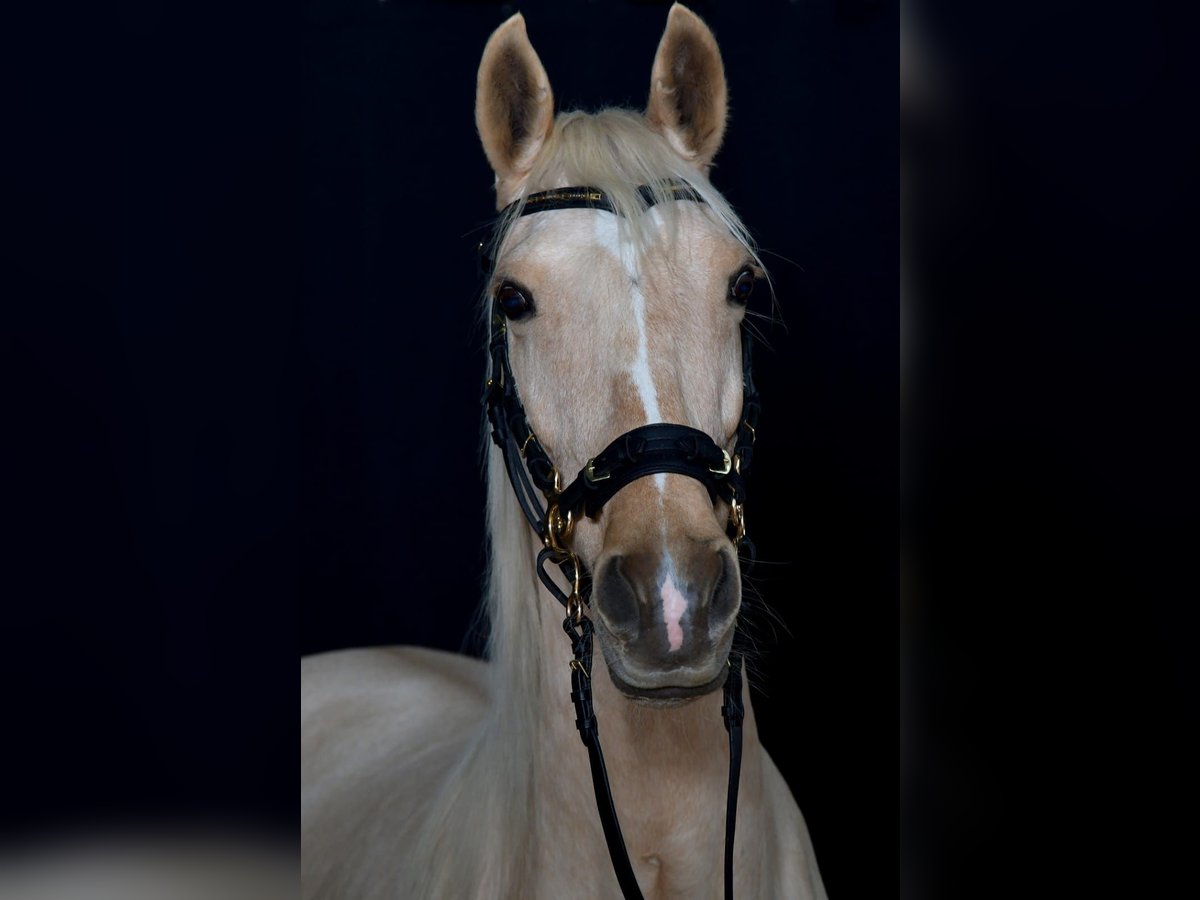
[477,5,764,704]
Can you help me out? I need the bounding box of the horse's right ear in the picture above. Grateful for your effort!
[476,14,555,204]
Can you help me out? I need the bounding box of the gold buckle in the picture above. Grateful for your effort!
[710,449,732,476]
[730,499,746,546]
[584,458,609,484]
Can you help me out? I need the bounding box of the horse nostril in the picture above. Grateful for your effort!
[595,555,641,635]
[708,549,740,623]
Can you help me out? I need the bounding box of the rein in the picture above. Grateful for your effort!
[480,179,760,900]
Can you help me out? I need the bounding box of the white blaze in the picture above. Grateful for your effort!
[594,214,666,492]
[593,210,681,646]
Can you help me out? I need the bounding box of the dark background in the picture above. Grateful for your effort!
[300,2,896,898]
[8,0,1197,898]
[903,2,1200,898]
[3,0,297,839]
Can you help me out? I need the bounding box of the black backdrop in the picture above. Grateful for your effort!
[5,0,298,839]
[300,1,897,897]
[2,0,897,894]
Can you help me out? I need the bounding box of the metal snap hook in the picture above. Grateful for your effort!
[730,498,746,546]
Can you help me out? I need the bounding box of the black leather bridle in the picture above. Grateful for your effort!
[480,179,761,900]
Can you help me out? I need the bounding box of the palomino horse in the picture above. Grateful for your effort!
[302,5,827,897]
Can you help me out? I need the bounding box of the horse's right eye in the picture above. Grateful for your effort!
[496,283,534,320]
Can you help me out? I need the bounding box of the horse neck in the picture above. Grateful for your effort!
[484,447,765,878]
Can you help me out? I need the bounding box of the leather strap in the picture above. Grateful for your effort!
[721,651,746,900]
[556,422,741,520]
[502,180,705,219]
[478,181,705,273]
[563,614,644,898]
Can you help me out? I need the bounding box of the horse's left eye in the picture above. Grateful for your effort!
[730,268,756,304]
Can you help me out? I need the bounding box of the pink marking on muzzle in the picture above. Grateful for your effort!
[660,576,688,652]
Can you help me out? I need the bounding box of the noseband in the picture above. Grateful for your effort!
[480,179,760,900]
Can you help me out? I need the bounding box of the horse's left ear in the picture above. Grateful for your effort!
[645,4,728,171]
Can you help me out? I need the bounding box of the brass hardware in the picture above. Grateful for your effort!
[569,658,589,679]
[545,504,574,551]
[520,432,536,457]
[541,468,564,519]
[566,591,584,627]
[544,525,584,625]
[584,458,610,484]
[733,453,742,475]
[710,449,732,477]
[550,506,574,546]
[563,552,584,625]
[743,421,756,445]
[730,498,746,546]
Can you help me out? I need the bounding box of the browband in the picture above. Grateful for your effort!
[501,180,705,218]
[479,179,706,273]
